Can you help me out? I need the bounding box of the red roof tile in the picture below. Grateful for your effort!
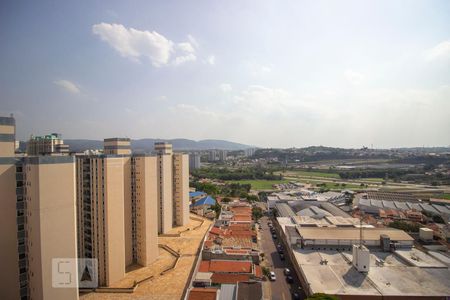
[210,227,223,236]
[188,288,218,300]
[211,273,250,284]
[198,261,210,272]
[254,265,262,278]
[201,260,253,273]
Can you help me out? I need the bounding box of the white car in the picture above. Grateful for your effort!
[269,271,276,281]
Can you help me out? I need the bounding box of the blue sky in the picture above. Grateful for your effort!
[1,0,449,148]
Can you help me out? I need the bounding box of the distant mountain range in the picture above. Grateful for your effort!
[60,138,254,152]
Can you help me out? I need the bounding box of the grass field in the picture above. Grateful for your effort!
[314,182,363,190]
[227,179,290,190]
[282,170,340,179]
[433,193,450,200]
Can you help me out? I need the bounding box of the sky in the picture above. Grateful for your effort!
[1,0,449,148]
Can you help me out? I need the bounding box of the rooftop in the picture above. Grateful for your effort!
[192,195,216,207]
[297,227,414,241]
[237,282,263,300]
[199,260,252,273]
[188,288,218,300]
[189,191,207,198]
[211,273,251,284]
[293,249,450,297]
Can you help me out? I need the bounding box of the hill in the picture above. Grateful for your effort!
[61,138,253,152]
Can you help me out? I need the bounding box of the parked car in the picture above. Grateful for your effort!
[277,244,283,250]
[272,234,277,239]
[286,275,294,283]
[279,253,285,260]
[284,268,291,276]
[278,248,284,254]
[291,291,301,300]
[269,271,276,281]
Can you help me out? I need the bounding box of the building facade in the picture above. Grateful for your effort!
[189,153,201,170]
[26,133,69,155]
[1,116,79,300]
[0,116,191,298]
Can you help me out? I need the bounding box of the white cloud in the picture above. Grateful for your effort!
[92,23,174,66]
[344,69,364,85]
[172,53,197,66]
[234,85,291,111]
[426,40,450,62]
[206,55,216,65]
[219,83,232,93]
[187,34,199,49]
[177,42,195,53]
[92,23,199,67]
[172,104,219,119]
[54,80,81,94]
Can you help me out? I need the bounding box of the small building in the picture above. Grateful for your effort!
[191,196,216,209]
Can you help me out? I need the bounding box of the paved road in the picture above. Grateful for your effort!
[259,215,304,300]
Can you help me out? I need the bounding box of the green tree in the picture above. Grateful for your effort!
[306,293,339,300]
[252,207,263,221]
[211,203,222,218]
[221,197,231,203]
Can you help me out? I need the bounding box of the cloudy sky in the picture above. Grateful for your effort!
[1,1,449,148]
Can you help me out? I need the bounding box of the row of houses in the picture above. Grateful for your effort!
[186,200,263,300]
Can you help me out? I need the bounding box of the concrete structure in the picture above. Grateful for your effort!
[155,142,190,232]
[419,227,434,242]
[208,149,227,162]
[103,137,131,155]
[189,153,202,170]
[1,116,79,300]
[26,133,69,155]
[0,116,21,300]
[297,227,414,249]
[25,156,79,300]
[1,116,191,296]
[274,213,450,298]
[352,245,370,272]
[244,148,256,157]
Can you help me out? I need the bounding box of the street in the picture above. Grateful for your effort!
[259,215,305,300]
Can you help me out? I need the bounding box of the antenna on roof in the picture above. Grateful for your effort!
[359,211,363,248]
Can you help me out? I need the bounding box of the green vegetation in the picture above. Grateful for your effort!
[433,193,450,200]
[313,182,362,191]
[388,220,421,233]
[252,206,263,220]
[191,181,220,196]
[261,266,270,277]
[284,170,340,179]
[227,179,289,190]
[211,202,222,218]
[192,167,282,181]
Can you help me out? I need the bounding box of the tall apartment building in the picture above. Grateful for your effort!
[208,149,227,162]
[26,133,69,155]
[76,153,159,286]
[1,118,190,296]
[189,153,201,170]
[103,137,131,155]
[155,142,190,232]
[1,116,79,300]
[0,116,21,300]
[75,139,189,286]
[244,148,257,157]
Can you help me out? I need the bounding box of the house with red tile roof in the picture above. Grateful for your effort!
[188,288,218,300]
